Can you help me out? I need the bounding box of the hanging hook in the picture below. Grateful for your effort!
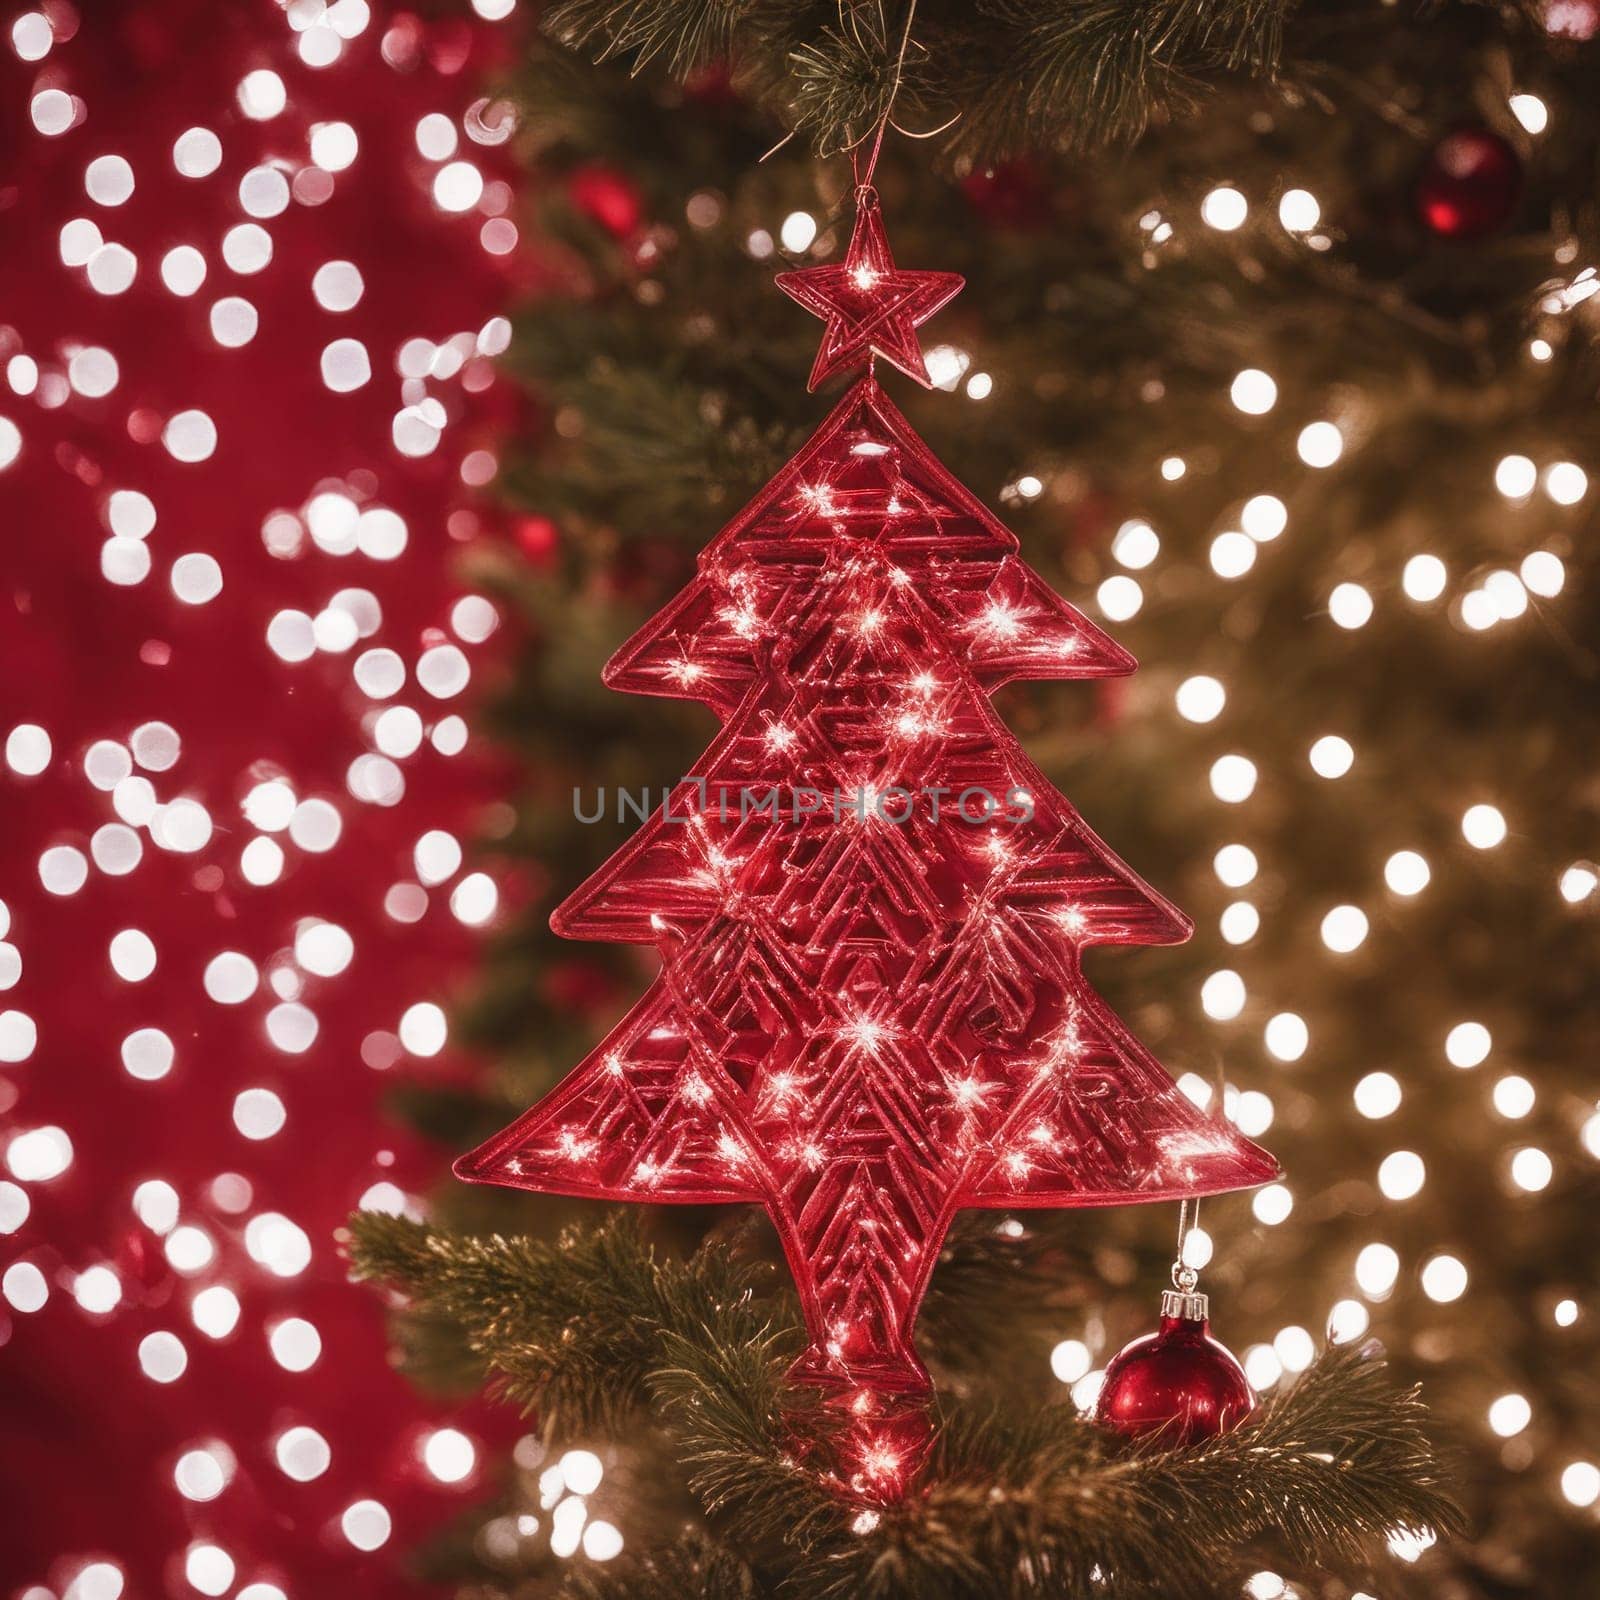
[1171,1196,1201,1294]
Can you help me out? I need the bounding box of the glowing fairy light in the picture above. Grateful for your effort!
[1278,188,1321,232]
[1201,186,1248,230]
[1327,582,1372,628]
[1510,1147,1553,1191]
[1209,754,1257,803]
[1111,519,1159,568]
[423,1428,476,1483]
[1209,530,1256,578]
[1353,1071,1401,1118]
[1445,1020,1491,1068]
[1420,1254,1468,1302]
[1328,1299,1368,1343]
[1544,461,1586,503]
[1200,969,1246,1020]
[1355,1242,1400,1298]
[1296,420,1342,467]
[1559,863,1597,902]
[1384,850,1430,895]
[1402,553,1447,601]
[1308,734,1353,778]
[1175,675,1225,723]
[1240,494,1287,541]
[1461,803,1507,848]
[1509,93,1549,133]
[1377,1150,1425,1200]
[1264,1012,1308,1062]
[1230,368,1277,413]
[1520,550,1565,596]
[1096,575,1142,620]
[1487,1393,1532,1437]
[1563,1462,1600,1508]
[1213,844,1257,886]
[1320,904,1367,952]
[340,1500,392,1551]
[1494,453,1537,499]
[1273,1325,1315,1373]
[1493,1075,1535,1119]
[1252,1184,1293,1224]
[780,211,817,253]
[1050,1339,1092,1382]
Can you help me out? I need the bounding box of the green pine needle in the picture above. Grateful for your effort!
[349,1213,1461,1598]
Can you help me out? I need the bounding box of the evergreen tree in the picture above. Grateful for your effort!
[352,1,1600,1593]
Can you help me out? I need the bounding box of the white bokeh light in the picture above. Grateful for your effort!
[1445,1021,1492,1069]
[1378,1150,1425,1200]
[1174,675,1225,723]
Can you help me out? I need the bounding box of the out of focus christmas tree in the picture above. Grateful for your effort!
[354,1,1600,1596]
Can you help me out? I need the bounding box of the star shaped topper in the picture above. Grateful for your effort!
[776,188,964,392]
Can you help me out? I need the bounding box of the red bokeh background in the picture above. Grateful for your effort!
[1,4,530,1594]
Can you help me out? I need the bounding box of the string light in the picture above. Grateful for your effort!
[1560,1462,1600,1508]
[1320,904,1368,953]
[1264,1012,1308,1062]
[1296,420,1342,467]
[1402,553,1447,602]
[1111,519,1160,568]
[1240,494,1287,541]
[1353,1072,1401,1118]
[1445,1021,1492,1068]
[1384,850,1430,895]
[1175,675,1226,723]
[1420,1254,1468,1302]
[1543,461,1586,503]
[1461,803,1507,849]
[1209,754,1258,802]
[1201,186,1248,230]
[1521,550,1566,596]
[1509,1147,1553,1192]
[1278,188,1321,232]
[1494,454,1538,499]
[1327,583,1373,629]
[1355,1242,1400,1297]
[1308,735,1354,778]
[1210,530,1257,577]
[1492,1075,1535,1119]
[1378,1150,1426,1200]
[1509,93,1549,134]
[1230,368,1277,413]
[1488,1393,1532,1437]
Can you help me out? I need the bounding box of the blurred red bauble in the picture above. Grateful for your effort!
[961,161,1055,229]
[1415,128,1521,239]
[515,513,562,564]
[1545,0,1600,40]
[1095,1291,1255,1443]
[570,164,645,239]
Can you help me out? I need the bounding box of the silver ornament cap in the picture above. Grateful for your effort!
[1161,1287,1210,1321]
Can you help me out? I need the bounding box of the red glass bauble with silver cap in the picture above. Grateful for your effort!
[1095,1278,1255,1444]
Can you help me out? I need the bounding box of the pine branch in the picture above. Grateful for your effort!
[351,1216,1460,1598]
[544,0,759,80]
[533,0,1294,160]
[556,1531,761,1600]
[954,0,1289,159]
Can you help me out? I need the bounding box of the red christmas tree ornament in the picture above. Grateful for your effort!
[1095,1264,1255,1444]
[1415,127,1522,239]
[775,186,965,391]
[458,188,1277,1500]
